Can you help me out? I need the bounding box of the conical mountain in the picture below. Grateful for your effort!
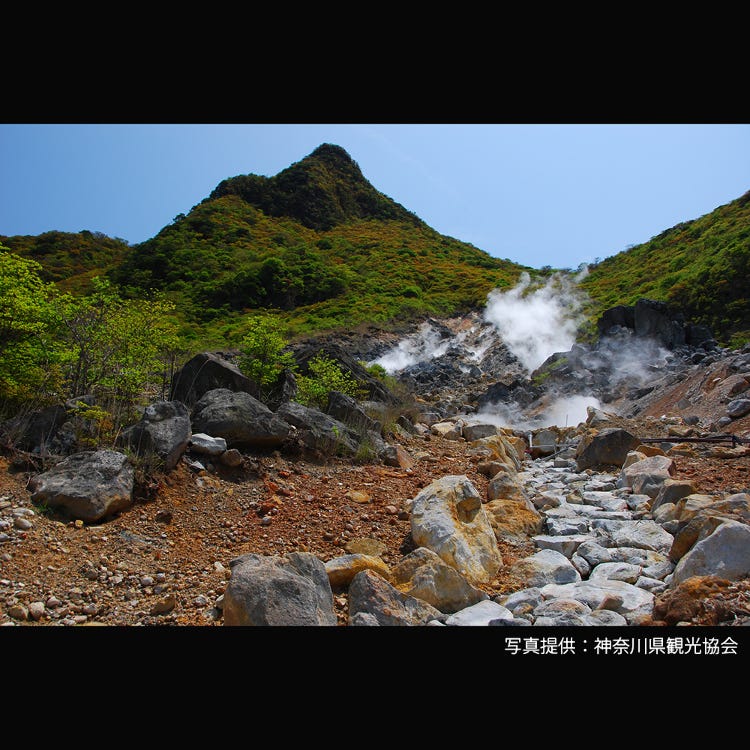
[108,144,529,336]
[209,143,424,231]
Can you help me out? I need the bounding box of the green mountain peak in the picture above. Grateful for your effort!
[209,143,423,231]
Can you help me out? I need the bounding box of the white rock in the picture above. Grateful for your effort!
[672,519,750,584]
[444,600,513,626]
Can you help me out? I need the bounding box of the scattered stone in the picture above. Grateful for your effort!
[189,433,228,455]
[726,399,750,419]
[28,601,45,620]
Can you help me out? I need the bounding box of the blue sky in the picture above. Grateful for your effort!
[1,123,748,270]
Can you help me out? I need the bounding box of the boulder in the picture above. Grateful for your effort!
[444,600,513,626]
[390,547,489,614]
[597,305,635,337]
[588,562,642,584]
[485,497,544,542]
[191,389,290,448]
[170,351,256,406]
[462,423,498,442]
[650,479,698,513]
[540,580,655,624]
[347,569,444,626]
[726,398,750,419]
[530,429,557,458]
[380,443,415,469]
[276,401,358,456]
[223,552,336,626]
[508,549,582,588]
[410,475,502,584]
[651,575,737,625]
[325,391,382,436]
[590,519,674,553]
[325,554,391,589]
[620,455,676,498]
[430,421,464,441]
[118,401,191,470]
[532,534,591,558]
[575,428,641,471]
[27,450,134,522]
[472,434,523,470]
[671,520,750,585]
[633,298,685,349]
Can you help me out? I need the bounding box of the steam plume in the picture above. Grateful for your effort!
[483,272,583,372]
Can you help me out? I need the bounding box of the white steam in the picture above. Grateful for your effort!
[472,394,602,431]
[483,272,583,372]
[371,322,451,373]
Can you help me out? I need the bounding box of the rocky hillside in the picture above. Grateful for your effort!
[580,190,750,346]
[1,302,748,631]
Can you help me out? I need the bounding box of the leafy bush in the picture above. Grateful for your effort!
[295,353,366,409]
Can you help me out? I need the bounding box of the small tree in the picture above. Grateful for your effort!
[238,314,297,401]
[0,248,67,412]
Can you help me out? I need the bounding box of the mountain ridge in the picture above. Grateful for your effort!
[1,144,748,346]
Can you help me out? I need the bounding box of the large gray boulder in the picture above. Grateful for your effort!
[671,519,750,585]
[119,401,191,471]
[508,549,582,588]
[27,450,134,522]
[669,494,750,562]
[191,389,290,448]
[575,428,641,471]
[223,552,336,626]
[276,401,358,456]
[390,547,489,614]
[590,518,674,554]
[348,569,444,625]
[325,391,381,436]
[620,455,676,498]
[410,475,502,585]
[170,351,257,406]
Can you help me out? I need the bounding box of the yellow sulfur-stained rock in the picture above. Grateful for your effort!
[325,554,391,588]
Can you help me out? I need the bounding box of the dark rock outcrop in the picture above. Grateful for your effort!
[170,352,257,407]
[191,389,290,448]
[276,401,358,456]
[118,401,191,471]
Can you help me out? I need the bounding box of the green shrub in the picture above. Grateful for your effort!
[295,353,366,409]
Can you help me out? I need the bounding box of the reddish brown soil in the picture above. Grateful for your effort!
[1,418,748,627]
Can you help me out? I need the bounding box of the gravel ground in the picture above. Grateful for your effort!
[1,414,749,627]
